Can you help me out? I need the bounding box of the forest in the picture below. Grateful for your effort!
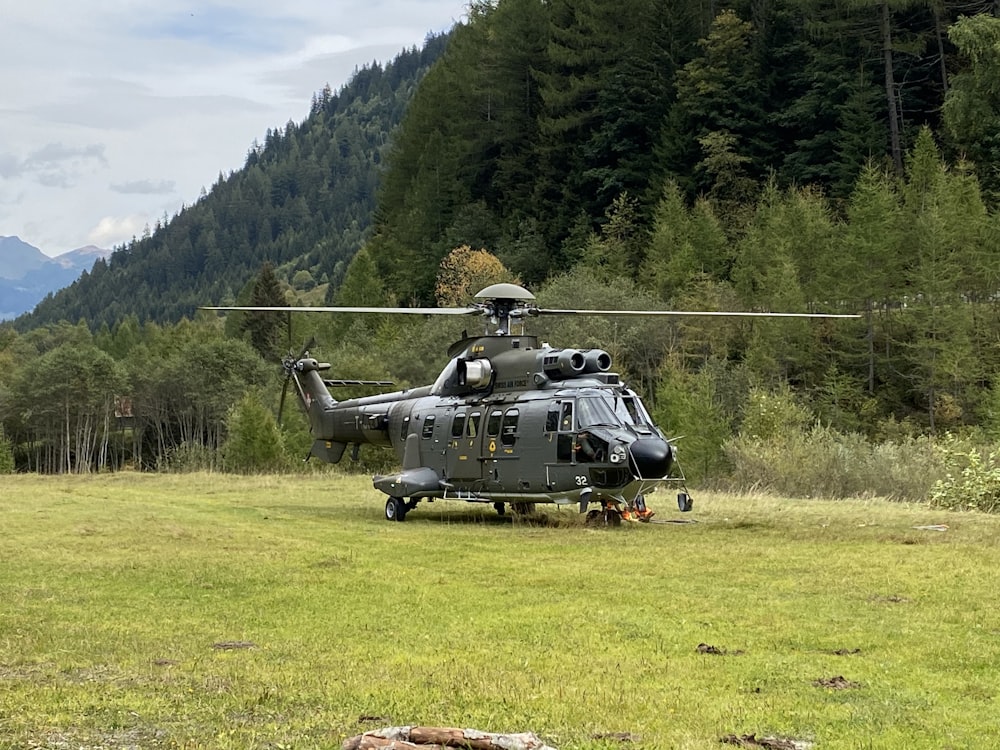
[6,1,1000,509]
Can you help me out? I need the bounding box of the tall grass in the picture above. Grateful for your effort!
[722,425,943,501]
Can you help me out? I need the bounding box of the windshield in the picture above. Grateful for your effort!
[612,395,650,426]
[576,396,620,429]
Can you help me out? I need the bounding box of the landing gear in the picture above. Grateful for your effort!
[493,502,506,517]
[585,506,623,527]
[627,494,655,522]
[677,492,693,512]
[385,496,407,522]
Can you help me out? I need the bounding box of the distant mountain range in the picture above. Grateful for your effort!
[0,236,111,320]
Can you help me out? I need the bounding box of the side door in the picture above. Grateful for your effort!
[543,399,585,491]
[445,407,485,482]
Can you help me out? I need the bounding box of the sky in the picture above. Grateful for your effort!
[0,1,468,257]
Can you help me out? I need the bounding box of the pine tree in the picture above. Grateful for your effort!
[241,262,289,362]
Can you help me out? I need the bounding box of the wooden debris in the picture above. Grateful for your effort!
[342,726,557,750]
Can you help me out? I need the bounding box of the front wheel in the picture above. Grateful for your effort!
[385,496,407,522]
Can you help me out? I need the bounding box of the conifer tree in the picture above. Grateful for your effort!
[241,262,289,362]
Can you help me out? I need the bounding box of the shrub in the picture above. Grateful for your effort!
[929,435,1000,513]
[0,426,15,474]
[223,393,286,474]
[723,425,942,501]
[158,441,219,473]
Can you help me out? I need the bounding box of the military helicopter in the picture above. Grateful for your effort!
[205,283,856,525]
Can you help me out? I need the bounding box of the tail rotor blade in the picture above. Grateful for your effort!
[278,376,290,424]
[277,337,317,424]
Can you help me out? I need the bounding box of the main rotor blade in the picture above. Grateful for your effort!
[201,305,481,316]
[535,308,860,319]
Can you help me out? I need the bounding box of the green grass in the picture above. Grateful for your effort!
[2,472,1000,749]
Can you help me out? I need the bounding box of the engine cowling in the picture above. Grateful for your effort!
[582,349,612,374]
[543,349,586,379]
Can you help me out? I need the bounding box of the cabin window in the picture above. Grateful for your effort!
[559,402,574,432]
[451,412,467,438]
[421,415,436,439]
[400,415,410,441]
[467,411,482,438]
[501,409,520,446]
[487,409,503,437]
[545,405,559,432]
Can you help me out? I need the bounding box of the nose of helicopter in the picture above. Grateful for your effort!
[629,438,673,479]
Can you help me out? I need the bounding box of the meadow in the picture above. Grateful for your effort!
[2,472,999,749]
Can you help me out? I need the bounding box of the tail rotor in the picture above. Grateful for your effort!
[278,336,315,424]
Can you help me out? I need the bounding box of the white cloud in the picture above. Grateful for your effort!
[87,215,150,247]
[0,1,466,256]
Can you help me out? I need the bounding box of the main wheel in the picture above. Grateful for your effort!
[493,502,506,516]
[385,496,407,522]
[602,508,622,527]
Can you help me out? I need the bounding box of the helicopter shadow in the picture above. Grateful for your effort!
[268,503,567,528]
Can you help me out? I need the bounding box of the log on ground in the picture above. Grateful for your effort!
[342,726,558,750]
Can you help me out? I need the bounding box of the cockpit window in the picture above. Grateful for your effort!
[575,397,619,429]
[613,395,649,426]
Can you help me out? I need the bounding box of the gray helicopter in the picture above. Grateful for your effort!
[206,283,856,525]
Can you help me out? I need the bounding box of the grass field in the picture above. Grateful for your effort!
[2,472,1000,749]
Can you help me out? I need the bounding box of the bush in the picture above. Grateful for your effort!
[929,435,1000,513]
[723,425,942,501]
[223,393,286,474]
[158,441,219,473]
[0,426,15,474]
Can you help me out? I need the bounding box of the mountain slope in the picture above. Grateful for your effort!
[0,238,110,320]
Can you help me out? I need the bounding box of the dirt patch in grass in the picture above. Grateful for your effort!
[592,731,641,743]
[358,714,393,724]
[212,640,257,650]
[813,675,862,689]
[868,594,910,603]
[697,643,745,656]
[720,734,814,749]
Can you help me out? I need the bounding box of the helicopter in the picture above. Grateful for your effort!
[205,283,857,526]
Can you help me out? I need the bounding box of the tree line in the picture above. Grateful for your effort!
[8,5,1000,502]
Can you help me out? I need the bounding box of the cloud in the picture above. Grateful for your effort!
[0,142,107,186]
[0,0,468,255]
[24,143,107,169]
[111,179,176,195]
[87,215,149,247]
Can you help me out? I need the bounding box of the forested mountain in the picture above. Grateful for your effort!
[367,0,998,301]
[18,35,450,330]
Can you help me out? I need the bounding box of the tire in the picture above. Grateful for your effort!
[385,496,407,522]
[493,502,506,516]
[602,508,622,527]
